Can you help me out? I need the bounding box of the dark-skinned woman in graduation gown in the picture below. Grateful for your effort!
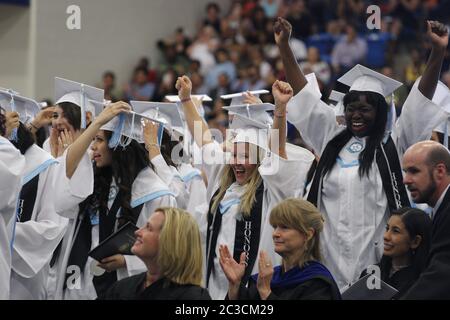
[220,198,341,300]
[99,207,211,300]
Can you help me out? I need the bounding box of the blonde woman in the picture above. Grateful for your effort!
[100,207,210,300]
[176,75,315,299]
[220,198,341,300]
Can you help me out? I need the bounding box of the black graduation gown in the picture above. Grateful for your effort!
[237,277,341,300]
[360,263,418,299]
[236,263,341,300]
[99,273,211,300]
[402,188,450,299]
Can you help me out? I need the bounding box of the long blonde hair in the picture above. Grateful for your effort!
[156,207,203,286]
[269,198,325,267]
[210,143,264,217]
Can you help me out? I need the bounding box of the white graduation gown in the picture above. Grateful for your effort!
[178,162,208,229]
[286,82,448,291]
[201,141,314,300]
[53,158,176,300]
[150,155,189,210]
[0,136,25,300]
[10,144,67,300]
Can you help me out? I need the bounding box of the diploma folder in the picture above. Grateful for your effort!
[341,274,399,300]
[88,222,139,261]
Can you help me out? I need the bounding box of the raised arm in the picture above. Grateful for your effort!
[418,20,449,99]
[65,101,131,179]
[270,80,292,159]
[274,17,307,95]
[175,76,213,147]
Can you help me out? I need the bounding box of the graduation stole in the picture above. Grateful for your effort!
[17,175,40,223]
[307,135,410,213]
[64,189,144,288]
[206,182,264,288]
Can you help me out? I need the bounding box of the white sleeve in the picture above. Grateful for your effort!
[258,144,315,202]
[392,85,448,157]
[151,155,188,209]
[53,149,94,218]
[200,142,227,202]
[287,82,340,154]
[0,137,25,216]
[118,194,176,279]
[12,165,68,278]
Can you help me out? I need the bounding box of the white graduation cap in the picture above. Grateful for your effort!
[130,101,184,139]
[338,64,402,97]
[165,94,213,102]
[223,103,275,150]
[223,103,274,129]
[221,90,269,106]
[101,110,160,148]
[305,72,321,96]
[54,77,105,129]
[328,90,346,116]
[164,94,212,119]
[0,88,40,124]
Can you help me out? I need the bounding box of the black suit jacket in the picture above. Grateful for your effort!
[403,187,450,299]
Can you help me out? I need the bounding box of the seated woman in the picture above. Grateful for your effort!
[100,207,211,300]
[220,198,341,300]
[360,207,432,299]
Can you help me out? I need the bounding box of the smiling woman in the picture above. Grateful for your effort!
[360,207,432,299]
[277,16,449,290]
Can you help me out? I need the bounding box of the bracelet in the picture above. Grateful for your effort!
[180,97,191,103]
[145,143,159,151]
[28,121,40,131]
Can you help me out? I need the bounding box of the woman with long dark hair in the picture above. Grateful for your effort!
[52,101,176,300]
[1,91,65,300]
[275,17,448,290]
[361,207,432,299]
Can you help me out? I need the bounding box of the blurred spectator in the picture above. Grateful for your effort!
[123,67,155,102]
[190,71,209,95]
[157,41,190,76]
[174,28,192,58]
[391,0,424,42]
[404,48,426,88]
[286,0,314,40]
[205,48,237,91]
[221,1,243,39]
[136,57,157,83]
[101,71,120,103]
[203,2,222,34]
[260,0,281,18]
[300,46,331,85]
[210,73,232,98]
[187,25,220,76]
[331,23,367,76]
[154,68,178,102]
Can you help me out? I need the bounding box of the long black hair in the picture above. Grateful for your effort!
[80,131,154,226]
[380,207,432,279]
[320,90,389,178]
[0,111,6,137]
[11,122,35,154]
[58,102,82,131]
[159,129,184,168]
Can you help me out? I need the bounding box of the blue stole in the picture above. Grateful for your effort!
[251,261,335,290]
